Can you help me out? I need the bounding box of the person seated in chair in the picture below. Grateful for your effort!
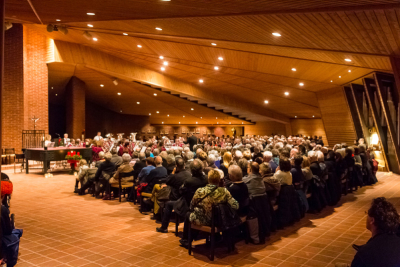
[95,151,105,168]
[142,156,168,194]
[138,157,155,183]
[109,153,134,192]
[260,163,281,205]
[92,152,116,199]
[227,165,249,217]
[74,159,89,193]
[243,162,266,197]
[110,147,123,168]
[179,169,238,247]
[349,197,400,267]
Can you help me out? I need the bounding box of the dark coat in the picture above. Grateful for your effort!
[94,161,116,181]
[133,159,146,180]
[249,194,272,242]
[186,135,198,151]
[351,233,400,267]
[166,169,191,200]
[277,185,301,227]
[143,166,168,193]
[310,161,322,178]
[179,174,208,204]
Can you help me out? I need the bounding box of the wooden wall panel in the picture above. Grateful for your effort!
[317,87,357,146]
[244,121,287,136]
[290,119,328,146]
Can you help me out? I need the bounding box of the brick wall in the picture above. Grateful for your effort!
[2,24,24,153]
[66,77,85,139]
[23,26,49,133]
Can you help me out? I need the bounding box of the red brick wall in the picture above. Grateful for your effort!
[23,26,49,133]
[2,24,24,153]
[66,77,85,139]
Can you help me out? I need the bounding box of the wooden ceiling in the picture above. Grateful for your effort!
[6,0,400,122]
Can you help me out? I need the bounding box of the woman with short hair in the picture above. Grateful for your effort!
[273,157,292,185]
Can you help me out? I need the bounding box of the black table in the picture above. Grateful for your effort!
[24,147,92,174]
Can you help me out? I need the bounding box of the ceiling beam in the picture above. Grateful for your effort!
[51,40,290,124]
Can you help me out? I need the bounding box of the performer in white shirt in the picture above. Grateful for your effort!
[94,132,103,141]
[63,133,70,146]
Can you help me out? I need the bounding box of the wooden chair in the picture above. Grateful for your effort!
[4,148,15,165]
[14,153,25,173]
[1,149,6,165]
[110,170,135,202]
[188,205,247,261]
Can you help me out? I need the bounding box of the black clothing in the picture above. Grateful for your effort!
[143,166,168,193]
[351,233,400,267]
[94,161,116,181]
[290,166,304,185]
[166,169,191,200]
[252,153,263,162]
[1,205,13,236]
[133,159,146,180]
[219,164,229,178]
[310,161,322,178]
[179,174,208,204]
[184,160,193,172]
[162,157,168,169]
[186,136,198,151]
[227,182,249,216]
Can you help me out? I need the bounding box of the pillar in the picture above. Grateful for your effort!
[66,76,86,140]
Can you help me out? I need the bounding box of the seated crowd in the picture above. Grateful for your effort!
[74,134,400,266]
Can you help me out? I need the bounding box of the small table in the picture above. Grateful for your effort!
[24,147,92,174]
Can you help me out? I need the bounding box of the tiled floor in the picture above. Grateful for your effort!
[6,170,400,267]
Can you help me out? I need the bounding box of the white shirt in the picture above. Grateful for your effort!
[94,136,103,141]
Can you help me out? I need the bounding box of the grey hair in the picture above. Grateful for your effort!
[111,147,118,155]
[153,149,160,156]
[98,151,105,159]
[184,151,194,161]
[228,165,243,182]
[166,154,175,165]
[308,151,317,161]
[122,153,131,163]
[104,152,112,161]
[207,154,216,165]
[139,152,145,160]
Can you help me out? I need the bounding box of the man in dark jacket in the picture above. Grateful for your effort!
[185,133,198,152]
[143,156,168,193]
[350,197,400,267]
[156,159,207,233]
[133,152,146,181]
[309,151,322,177]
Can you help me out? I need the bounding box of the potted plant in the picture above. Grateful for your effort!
[65,151,82,172]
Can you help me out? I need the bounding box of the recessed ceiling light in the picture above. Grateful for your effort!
[154,93,157,96]
[87,13,95,15]
[285,92,289,96]
[211,43,217,46]
[51,87,53,89]
[295,116,297,118]
[159,56,164,59]
[87,24,93,27]
[345,58,352,62]
[179,122,180,124]
[155,27,162,31]
[292,68,296,71]
[137,102,140,104]
[156,111,159,113]
[120,110,122,112]
[137,45,142,48]
[218,57,223,61]
[339,76,341,78]
[191,108,194,110]
[217,122,219,124]
[56,19,61,22]
[162,122,164,124]
[123,33,128,36]
[55,94,58,96]
[199,79,203,83]
[161,67,165,71]
[100,84,104,87]
[264,100,269,104]
[183,115,185,117]
[200,117,202,119]
[93,37,98,41]
[163,61,168,66]
[313,115,315,117]
[214,66,219,70]
[229,122,231,124]
[242,122,243,124]
[117,92,121,95]
[299,83,304,86]
[196,122,198,124]
[149,113,151,115]
[272,32,281,36]
[330,80,333,82]
[348,70,351,73]
[167,114,169,117]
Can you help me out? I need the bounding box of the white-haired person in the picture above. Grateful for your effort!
[308,151,322,178]
[93,152,116,200]
[109,153,134,196]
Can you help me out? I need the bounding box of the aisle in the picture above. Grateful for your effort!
[6,171,399,267]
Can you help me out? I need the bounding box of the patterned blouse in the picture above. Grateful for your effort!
[189,184,239,226]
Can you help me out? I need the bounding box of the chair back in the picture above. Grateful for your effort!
[5,148,15,155]
[119,170,135,179]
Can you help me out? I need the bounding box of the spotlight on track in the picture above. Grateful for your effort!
[58,25,68,35]
[83,31,92,40]
[47,24,56,32]
[113,79,118,86]
[5,21,12,30]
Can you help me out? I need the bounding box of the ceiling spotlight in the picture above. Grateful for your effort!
[162,122,164,124]
[211,43,217,46]
[156,27,162,31]
[163,61,168,66]
[55,94,58,96]
[154,93,157,96]
[330,80,333,82]
[345,58,352,62]
[159,56,164,59]
[242,122,243,124]
[191,108,194,111]
[137,45,142,48]
[299,83,304,86]
[149,113,151,115]
[87,24,93,27]
[167,114,169,117]
[179,122,180,124]
[313,115,315,117]
[87,13,95,15]
[161,67,165,71]
[200,117,202,119]
[113,79,118,85]
[196,122,198,124]
[217,122,219,124]
[137,102,140,104]
[339,76,342,78]
[56,19,61,22]
[199,79,203,83]
[214,66,219,70]
[117,92,121,95]
[120,110,122,112]
[229,122,231,124]
[93,37,98,41]
[264,100,269,104]
[295,116,297,118]
[83,31,92,40]
[292,68,296,71]
[123,33,128,35]
[183,115,185,117]
[218,57,223,61]
[51,87,53,89]
[285,92,289,96]
[348,70,351,73]
[272,32,281,36]
[157,111,159,113]
[216,117,218,119]
[100,84,104,87]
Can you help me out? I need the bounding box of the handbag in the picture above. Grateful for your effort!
[157,185,172,201]
[215,201,242,231]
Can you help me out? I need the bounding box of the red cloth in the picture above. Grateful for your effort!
[92,147,103,161]
[1,181,13,196]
